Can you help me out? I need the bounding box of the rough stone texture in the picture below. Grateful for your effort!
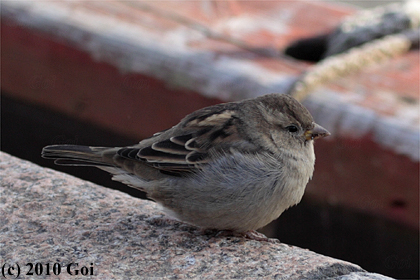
[0,152,395,279]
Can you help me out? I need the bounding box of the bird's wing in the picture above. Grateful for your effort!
[118,106,255,174]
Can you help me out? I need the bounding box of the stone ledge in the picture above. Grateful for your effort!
[0,152,394,279]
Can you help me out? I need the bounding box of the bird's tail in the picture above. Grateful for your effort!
[41,145,118,167]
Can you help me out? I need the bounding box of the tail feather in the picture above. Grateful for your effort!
[42,144,165,182]
[41,145,114,167]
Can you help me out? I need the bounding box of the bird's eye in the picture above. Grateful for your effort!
[286,125,299,133]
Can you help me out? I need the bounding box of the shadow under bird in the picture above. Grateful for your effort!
[42,93,330,241]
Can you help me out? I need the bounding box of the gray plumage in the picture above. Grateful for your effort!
[42,93,329,238]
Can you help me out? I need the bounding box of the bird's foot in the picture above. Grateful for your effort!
[206,229,279,243]
[243,230,280,243]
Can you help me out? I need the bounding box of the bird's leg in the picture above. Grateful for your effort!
[243,230,280,243]
[209,229,280,243]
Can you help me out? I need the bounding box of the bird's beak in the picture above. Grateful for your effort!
[305,123,330,141]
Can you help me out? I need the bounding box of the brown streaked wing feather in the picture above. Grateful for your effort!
[184,114,241,149]
[138,146,187,163]
[122,107,243,174]
[152,139,190,155]
[170,134,193,145]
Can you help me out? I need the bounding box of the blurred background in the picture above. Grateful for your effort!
[1,1,418,279]
[336,1,391,8]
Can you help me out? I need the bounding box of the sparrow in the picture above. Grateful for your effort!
[42,93,330,241]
